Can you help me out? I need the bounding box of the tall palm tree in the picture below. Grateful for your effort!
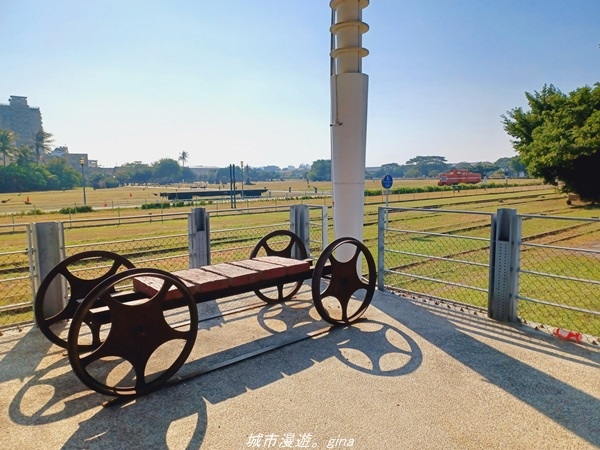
[178,151,189,167]
[14,146,35,166]
[34,128,54,164]
[0,129,16,166]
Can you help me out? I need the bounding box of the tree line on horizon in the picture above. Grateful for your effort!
[1,81,598,201]
[305,155,526,183]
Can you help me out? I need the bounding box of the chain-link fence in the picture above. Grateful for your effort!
[378,207,600,340]
[517,214,600,339]
[209,206,292,263]
[63,213,190,272]
[0,223,34,328]
[308,205,329,255]
[378,207,493,309]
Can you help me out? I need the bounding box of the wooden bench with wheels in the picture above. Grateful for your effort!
[34,230,376,398]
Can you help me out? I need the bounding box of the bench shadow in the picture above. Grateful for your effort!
[373,292,600,448]
[5,290,421,449]
[187,297,422,405]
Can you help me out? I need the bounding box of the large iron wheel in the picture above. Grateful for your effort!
[250,230,308,303]
[34,250,135,349]
[312,237,376,325]
[67,268,198,397]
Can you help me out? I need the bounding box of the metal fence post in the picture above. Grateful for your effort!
[188,208,210,268]
[488,208,521,322]
[290,204,310,258]
[377,207,386,291]
[33,222,66,322]
[321,205,329,251]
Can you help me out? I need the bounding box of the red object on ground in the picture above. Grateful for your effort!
[554,328,583,343]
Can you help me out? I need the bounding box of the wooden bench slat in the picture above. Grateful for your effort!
[201,262,262,287]
[174,269,229,294]
[252,256,311,275]
[132,276,197,300]
[229,259,289,281]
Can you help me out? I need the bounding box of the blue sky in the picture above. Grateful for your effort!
[1,1,598,169]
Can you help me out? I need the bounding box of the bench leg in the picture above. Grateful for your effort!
[311,237,376,325]
[34,250,135,348]
[250,230,308,303]
[67,268,198,397]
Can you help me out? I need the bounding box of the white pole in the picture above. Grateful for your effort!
[330,0,369,250]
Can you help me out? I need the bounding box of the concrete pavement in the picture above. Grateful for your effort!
[1,287,599,449]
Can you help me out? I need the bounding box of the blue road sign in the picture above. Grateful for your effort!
[381,175,393,189]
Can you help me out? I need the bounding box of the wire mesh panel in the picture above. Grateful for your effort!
[308,205,328,256]
[380,207,493,309]
[0,224,33,328]
[63,215,190,272]
[517,215,600,339]
[209,207,292,263]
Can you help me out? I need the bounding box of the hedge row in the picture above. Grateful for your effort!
[364,181,534,196]
[58,205,94,214]
[140,200,209,210]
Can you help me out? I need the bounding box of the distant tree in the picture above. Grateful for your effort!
[152,158,182,183]
[377,163,405,178]
[0,163,51,192]
[493,156,519,177]
[405,156,449,177]
[34,129,54,164]
[13,146,36,165]
[45,158,81,189]
[87,171,119,189]
[405,167,421,178]
[509,156,528,176]
[181,167,197,182]
[214,166,242,185]
[114,170,131,185]
[452,161,472,170]
[120,162,153,184]
[178,151,189,167]
[468,162,499,178]
[88,171,105,188]
[502,83,600,202]
[307,159,331,181]
[0,130,16,166]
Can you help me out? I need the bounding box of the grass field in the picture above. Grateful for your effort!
[0,177,545,219]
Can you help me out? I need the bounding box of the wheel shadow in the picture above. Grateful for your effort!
[187,297,422,405]
[4,289,422,449]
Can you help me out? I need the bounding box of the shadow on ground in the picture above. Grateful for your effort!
[374,294,600,448]
[4,293,422,449]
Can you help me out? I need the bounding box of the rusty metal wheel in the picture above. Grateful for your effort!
[312,237,376,325]
[34,250,135,349]
[67,268,198,397]
[250,230,308,303]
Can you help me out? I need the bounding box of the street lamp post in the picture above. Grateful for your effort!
[240,161,244,198]
[80,157,87,206]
